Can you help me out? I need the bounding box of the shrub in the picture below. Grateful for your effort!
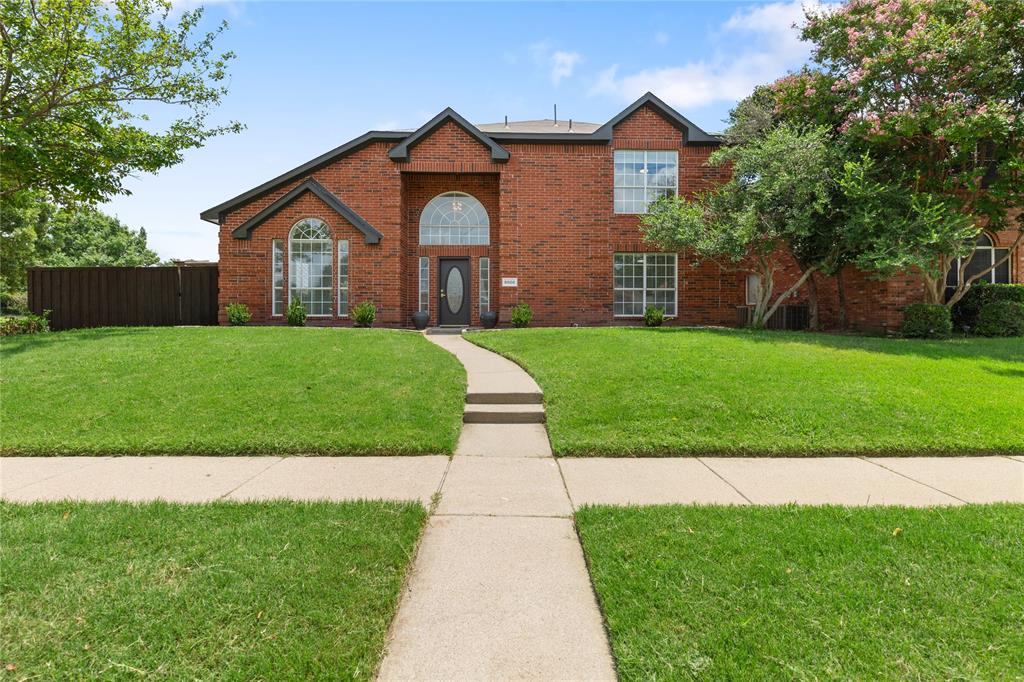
[644,306,665,327]
[973,301,1024,337]
[0,290,28,315]
[952,283,1024,332]
[286,298,307,326]
[352,301,376,327]
[901,303,951,339]
[0,311,50,336]
[510,303,533,328]
[225,303,251,326]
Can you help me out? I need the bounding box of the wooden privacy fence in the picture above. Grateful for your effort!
[27,266,219,331]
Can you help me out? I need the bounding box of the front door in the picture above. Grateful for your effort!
[438,258,470,326]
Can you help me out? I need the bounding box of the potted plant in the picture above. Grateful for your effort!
[480,310,498,329]
[411,309,429,330]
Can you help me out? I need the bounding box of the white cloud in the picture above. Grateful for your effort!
[549,50,583,85]
[591,1,825,109]
[529,41,583,86]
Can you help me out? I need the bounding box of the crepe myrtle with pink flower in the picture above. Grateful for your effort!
[769,0,1024,306]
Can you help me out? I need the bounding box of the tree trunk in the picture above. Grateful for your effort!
[836,269,848,331]
[762,265,819,327]
[806,274,820,331]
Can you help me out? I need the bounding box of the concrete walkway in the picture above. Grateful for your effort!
[377,333,617,681]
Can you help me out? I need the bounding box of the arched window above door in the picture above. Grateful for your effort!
[419,192,489,245]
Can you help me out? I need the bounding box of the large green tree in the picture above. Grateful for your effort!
[771,0,1024,306]
[1,194,159,294]
[642,124,845,328]
[0,0,240,204]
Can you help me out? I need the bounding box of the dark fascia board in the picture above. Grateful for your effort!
[593,92,721,144]
[388,107,510,162]
[232,178,383,244]
[200,131,407,223]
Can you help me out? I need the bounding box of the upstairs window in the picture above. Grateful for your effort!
[614,150,678,214]
[420,192,490,245]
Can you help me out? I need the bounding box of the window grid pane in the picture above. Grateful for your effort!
[272,240,284,316]
[289,218,333,317]
[479,257,490,313]
[614,150,678,214]
[419,192,490,245]
[337,240,349,317]
[613,253,676,317]
[418,257,429,313]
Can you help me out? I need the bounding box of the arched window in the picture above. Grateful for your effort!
[945,233,1011,299]
[419,192,489,245]
[289,218,333,316]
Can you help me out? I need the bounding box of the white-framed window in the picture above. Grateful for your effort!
[746,274,762,306]
[945,233,1011,299]
[418,257,429,313]
[479,257,490,313]
[337,239,349,317]
[613,253,677,317]
[419,192,490,245]
[614,150,679,214]
[288,218,333,316]
[272,239,284,316]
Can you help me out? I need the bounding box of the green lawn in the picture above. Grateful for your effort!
[0,500,425,680]
[468,328,1024,456]
[0,327,465,455]
[576,504,1024,681]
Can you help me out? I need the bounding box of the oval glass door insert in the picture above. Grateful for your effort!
[446,267,464,314]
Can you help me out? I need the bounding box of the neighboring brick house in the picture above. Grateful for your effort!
[201,92,1021,332]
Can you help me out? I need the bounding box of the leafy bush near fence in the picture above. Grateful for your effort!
[0,290,28,315]
[0,311,50,336]
[901,304,951,339]
[226,303,251,326]
[951,283,1024,331]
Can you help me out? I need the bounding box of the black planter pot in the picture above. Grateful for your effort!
[480,310,498,329]
[411,310,429,330]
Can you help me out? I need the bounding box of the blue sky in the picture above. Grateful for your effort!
[103,1,818,261]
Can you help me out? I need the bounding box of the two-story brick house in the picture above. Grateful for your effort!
[202,92,1020,331]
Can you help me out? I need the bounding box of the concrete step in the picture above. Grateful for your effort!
[466,391,543,405]
[463,403,546,424]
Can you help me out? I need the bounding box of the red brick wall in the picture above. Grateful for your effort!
[218,141,403,325]
[215,107,1021,331]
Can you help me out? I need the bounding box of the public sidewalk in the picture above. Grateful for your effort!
[3,454,1021,507]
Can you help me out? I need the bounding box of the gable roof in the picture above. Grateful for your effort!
[232,178,383,244]
[592,92,720,143]
[387,107,510,162]
[200,93,718,224]
[199,131,406,223]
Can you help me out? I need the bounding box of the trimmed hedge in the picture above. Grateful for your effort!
[952,283,1024,331]
[901,303,951,339]
[974,301,1024,337]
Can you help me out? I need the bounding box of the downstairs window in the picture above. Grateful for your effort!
[613,253,677,317]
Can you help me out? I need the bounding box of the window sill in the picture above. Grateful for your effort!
[613,314,678,319]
